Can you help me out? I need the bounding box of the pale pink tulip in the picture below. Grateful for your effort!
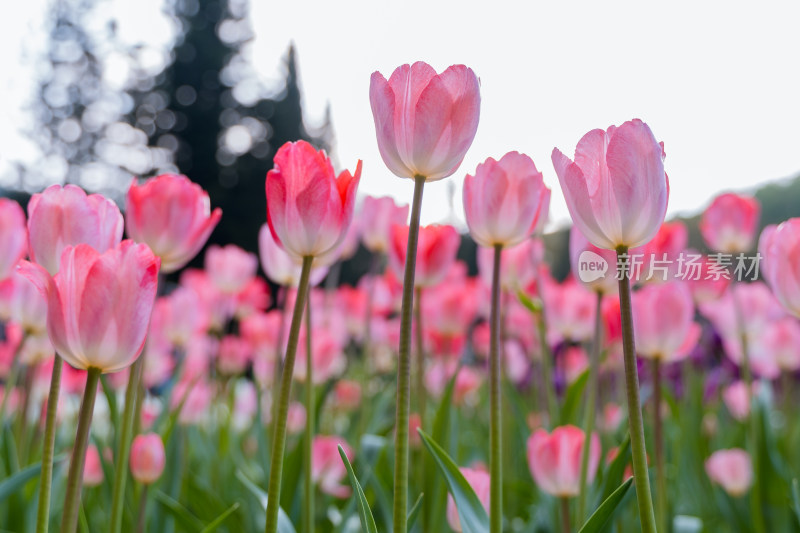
[217,335,251,375]
[722,381,756,422]
[388,224,460,288]
[600,403,624,433]
[478,238,543,292]
[20,241,159,373]
[633,281,700,362]
[1,271,48,336]
[82,444,104,487]
[0,199,27,280]
[446,467,491,532]
[759,317,800,371]
[527,425,601,497]
[760,219,800,317]
[705,448,753,497]
[130,433,166,484]
[464,152,549,248]
[699,193,760,253]
[369,62,480,181]
[332,380,362,411]
[311,436,352,498]
[552,119,668,250]
[542,276,597,344]
[258,224,328,287]
[360,196,409,253]
[293,327,345,384]
[266,140,361,259]
[205,244,257,294]
[125,174,221,272]
[27,184,123,275]
[286,402,307,435]
[563,346,589,385]
[684,251,732,304]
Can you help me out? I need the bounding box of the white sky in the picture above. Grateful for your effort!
[3,0,800,229]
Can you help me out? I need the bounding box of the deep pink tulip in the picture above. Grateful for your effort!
[388,224,460,288]
[265,140,361,259]
[633,281,700,362]
[311,436,353,498]
[760,218,800,317]
[20,241,160,373]
[258,224,328,287]
[569,225,618,295]
[27,184,123,276]
[699,193,760,253]
[369,62,480,181]
[464,151,548,247]
[633,221,689,283]
[126,173,221,273]
[446,467,490,532]
[0,199,27,280]
[360,196,409,253]
[527,425,601,497]
[130,433,166,484]
[204,244,257,294]
[552,119,669,250]
[82,444,104,487]
[705,448,753,497]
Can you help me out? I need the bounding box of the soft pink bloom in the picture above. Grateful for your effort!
[758,317,800,371]
[286,402,307,435]
[562,346,589,385]
[266,140,361,259]
[125,174,221,272]
[332,380,362,411]
[760,219,800,317]
[0,199,27,280]
[527,425,601,497]
[217,335,251,375]
[633,221,688,283]
[172,379,212,425]
[0,323,23,378]
[234,277,271,318]
[552,119,669,250]
[570,225,618,295]
[633,281,700,362]
[453,366,483,406]
[722,381,756,422]
[463,151,549,248]
[18,333,55,366]
[446,467,491,532]
[388,224,460,288]
[153,286,208,348]
[705,448,753,497]
[600,403,624,433]
[0,271,48,336]
[311,436,353,498]
[205,244,257,294]
[699,193,760,253]
[140,397,162,430]
[422,273,480,336]
[684,251,732,304]
[130,433,166,484]
[360,196,409,253]
[294,327,345,384]
[542,276,597,344]
[27,184,123,275]
[478,238,543,292]
[232,380,258,431]
[82,444,104,487]
[369,62,480,181]
[258,224,328,287]
[503,340,530,385]
[20,241,159,373]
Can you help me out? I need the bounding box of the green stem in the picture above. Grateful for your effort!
[136,485,148,533]
[60,366,101,533]
[271,287,288,425]
[265,255,313,533]
[303,299,314,533]
[392,175,426,533]
[489,244,503,533]
[561,497,571,533]
[36,354,64,533]
[616,247,657,533]
[414,287,426,428]
[535,310,559,426]
[653,358,666,533]
[109,356,144,533]
[577,291,603,523]
[0,357,20,424]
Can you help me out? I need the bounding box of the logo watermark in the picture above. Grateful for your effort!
[576,252,762,283]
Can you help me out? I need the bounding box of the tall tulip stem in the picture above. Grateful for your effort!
[265,255,313,533]
[35,354,64,533]
[577,291,603,522]
[489,243,503,533]
[616,247,657,533]
[653,358,666,533]
[61,366,101,533]
[535,310,559,425]
[392,175,425,533]
[109,355,144,533]
[303,300,314,533]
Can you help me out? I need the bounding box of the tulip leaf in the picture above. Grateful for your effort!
[154,490,206,531]
[561,369,589,426]
[516,290,542,314]
[199,502,240,533]
[0,460,42,502]
[418,429,489,533]
[595,435,631,507]
[579,477,633,533]
[407,492,424,532]
[338,445,378,533]
[425,364,459,531]
[235,470,296,533]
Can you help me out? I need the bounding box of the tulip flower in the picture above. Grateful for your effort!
[722,381,756,422]
[360,196,409,253]
[205,244,258,295]
[310,436,353,498]
[446,467,491,532]
[699,193,760,253]
[477,237,543,292]
[705,449,753,497]
[527,425,601,498]
[125,173,221,273]
[258,224,328,288]
[369,62,480,182]
[388,223,460,288]
[633,282,700,363]
[0,199,27,281]
[82,445,104,488]
[633,220,688,283]
[130,433,166,485]
[760,218,800,318]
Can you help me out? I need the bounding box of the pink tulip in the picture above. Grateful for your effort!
[759,317,800,371]
[542,276,597,344]
[464,151,549,248]
[293,326,345,384]
[265,140,361,259]
[360,196,409,253]
[388,224,460,288]
[684,252,732,304]
[172,379,212,425]
[760,218,800,317]
[286,402,307,435]
[552,119,668,250]
[633,281,700,362]
[600,403,624,433]
[311,436,352,498]
[258,224,328,287]
[204,244,257,294]
[478,238,543,291]
[1,271,48,336]
[0,199,27,280]
[27,184,123,275]
[217,335,251,375]
[125,173,221,273]
[633,221,688,283]
[0,322,23,378]
[563,345,589,385]
[527,425,601,497]
[446,467,491,532]
[570,225,618,295]
[503,340,530,385]
[82,444,104,487]
[699,193,760,253]
[130,433,166,484]
[705,448,753,497]
[369,62,480,181]
[333,380,362,411]
[20,241,160,373]
[722,381,756,422]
